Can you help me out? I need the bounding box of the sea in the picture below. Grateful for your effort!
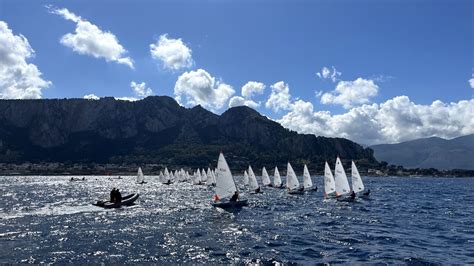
[1,175,473,264]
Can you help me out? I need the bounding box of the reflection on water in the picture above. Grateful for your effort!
[0,175,473,264]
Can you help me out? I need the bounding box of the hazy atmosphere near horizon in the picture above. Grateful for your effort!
[1,0,473,264]
[1,0,472,145]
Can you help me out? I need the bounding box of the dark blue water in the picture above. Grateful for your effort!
[1,175,473,264]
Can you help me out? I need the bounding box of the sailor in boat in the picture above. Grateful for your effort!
[115,189,122,203]
[349,191,356,200]
[229,191,239,202]
[254,187,261,193]
[110,188,117,202]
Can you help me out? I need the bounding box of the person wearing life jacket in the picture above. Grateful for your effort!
[115,189,122,203]
[350,190,356,200]
[229,191,239,202]
[363,189,371,196]
[110,188,116,202]
[255,187,261,193]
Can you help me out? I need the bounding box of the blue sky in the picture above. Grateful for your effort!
[1,0,473,144]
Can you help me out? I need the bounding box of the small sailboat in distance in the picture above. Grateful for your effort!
[286,162,303,194]
[303,164,316,191]
[273,166,283,188]
[137,167,146,184]
[163,167,172,185]
[262,167,272,187]
[324,161,336,198]
[248,165,261,193]
[334,157,352,200]
[211,152,248,209]
[243,170,249,185]
[352,161,370,198]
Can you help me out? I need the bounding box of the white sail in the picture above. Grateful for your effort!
[248,165,259,191]
[262,167,271,186]
[286,162,300,191]
[351,161,365,193]
[194,170,202,184]
[243,170,249,185]
[211,170,217,184]
[303,164,312,189]
[324,162,336,196]
[137,167,144,183]
[201,169,208,182]
[334,157,351,196]
[273,166,282,187]
[215,153,238,200]
[159,171,164,182]
[164,167,170,183]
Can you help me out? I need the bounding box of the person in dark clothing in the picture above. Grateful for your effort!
[350,190,356,200]
[229,191,239,202]
[363,189,371,196]
[115,189,122,203]
[255,187,261,193]
[110,188,116,202]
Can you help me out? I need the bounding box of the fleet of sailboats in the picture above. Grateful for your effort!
[127,153,367,209]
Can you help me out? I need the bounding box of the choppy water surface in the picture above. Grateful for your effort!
[1,175,473,264]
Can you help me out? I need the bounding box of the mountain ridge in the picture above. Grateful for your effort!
[0,96,378,171]
[370,134,474,170]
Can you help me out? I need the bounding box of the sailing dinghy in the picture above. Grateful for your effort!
[211,153,248,209]
[243,170,249,185]
[273,166,283,188]
[286,162,303,194]
[352,161,370,198]
[334,157,353,201]
[137,167,146,184]
[248,165,262,193]
[262,167,272,187]
[324,161,336,198]
[303,164,316,191]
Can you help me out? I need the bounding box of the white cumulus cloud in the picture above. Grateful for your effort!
[228,96,260,109]
[469,74,474,89]
[320,77,379,109]
[265,81,292,112]
[131,81,153,97]
[174,69,235,111]
[316,66,341,82]
[115,97,139,101]
[48,6,134,69]
[241,81,265,98]
[83,94,99,100]
[0,21,51,99]
[150,34,193,71]
[278,96,474,145]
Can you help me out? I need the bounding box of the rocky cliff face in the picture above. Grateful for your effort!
[0,96,378,170]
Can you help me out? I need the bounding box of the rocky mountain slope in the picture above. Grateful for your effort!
[0,96,378,171]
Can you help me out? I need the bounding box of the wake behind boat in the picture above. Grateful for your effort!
[211,152,248,209]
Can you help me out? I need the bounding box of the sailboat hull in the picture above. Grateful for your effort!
[211,199,248,209]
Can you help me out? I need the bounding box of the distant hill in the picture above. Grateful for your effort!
[0,96,378,171]
[370,134,474,170]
